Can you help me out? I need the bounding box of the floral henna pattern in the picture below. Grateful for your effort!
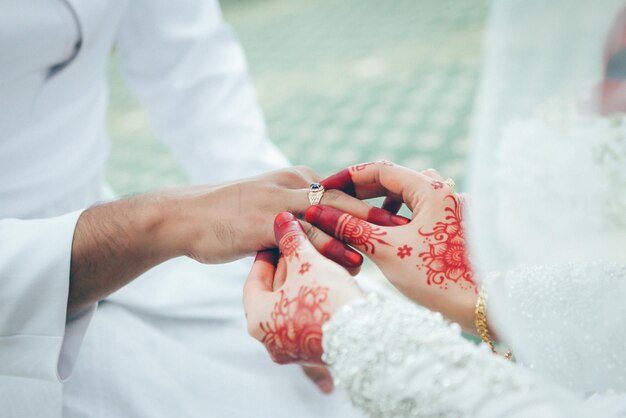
[279,230,305,261]
[431,180,444,190]
[350,162,376,172]
[397,244,413,259]
[417,195,476,290]
[335,214,391,254]
[350,160,394,173]
[299,262,311,275]
[259,286,330,364]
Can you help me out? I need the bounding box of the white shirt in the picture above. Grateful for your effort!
[0,1,362,417]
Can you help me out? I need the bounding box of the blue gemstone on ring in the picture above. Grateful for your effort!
[310,183,322,190]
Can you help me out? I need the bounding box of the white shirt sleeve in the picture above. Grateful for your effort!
[114,0,289,185]
[0,211,96,382]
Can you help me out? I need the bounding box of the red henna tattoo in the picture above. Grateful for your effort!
[431,180,444,190]
[335,214,391,254]
[350,162,377,172]
[417,195,475,290]
[299,262,311,275]
[260,286,329,364]
[350,160,393,172]
[278,230,305,262]
[396,244,413,259]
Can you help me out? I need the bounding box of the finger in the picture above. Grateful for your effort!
[274,212,317,264]
[244,250,277,293]
[293,165,323,183]
[320,189,410,226]
[286,188,409,226]
[272,255,288,291]
[305,205,395,257]
[381,196,403,215]
[321,161,434,212]
[300,220,362,275]
[301,365,334,395]
[243,250,278,317]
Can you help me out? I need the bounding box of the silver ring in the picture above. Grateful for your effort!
[444,178,455,191]
[308,183,325,205]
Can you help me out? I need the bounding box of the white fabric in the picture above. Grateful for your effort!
[324,294,626,417]
[0,0,361,417]
[321,0,626,416]
[489,263,626,396]
[467,0,626,391]
[0,210,94,382]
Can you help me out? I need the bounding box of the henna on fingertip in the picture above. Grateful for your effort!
[274,212,308,262]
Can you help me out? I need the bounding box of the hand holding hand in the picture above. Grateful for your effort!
[162,166,407,266]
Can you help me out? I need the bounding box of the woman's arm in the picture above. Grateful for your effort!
[243,210,626,417]
[323,294,620,418]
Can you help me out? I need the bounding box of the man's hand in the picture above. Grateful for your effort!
[68,166,403,317]
[160,166,397,265]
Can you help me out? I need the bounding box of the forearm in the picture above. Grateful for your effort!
[68,194,177,316]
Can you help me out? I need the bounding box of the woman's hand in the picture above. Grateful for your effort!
[243,212,364,368]
[305,161,478,332]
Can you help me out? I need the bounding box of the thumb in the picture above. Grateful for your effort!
[243,250,278,309]
[301,365,334,394]
[274,212,317,264]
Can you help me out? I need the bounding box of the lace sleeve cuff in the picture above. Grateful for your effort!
[323,294,549,417]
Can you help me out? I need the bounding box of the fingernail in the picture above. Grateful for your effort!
[344,250,363,267]
[304,205,322,223]
[275,211,296,228]
[392,215,410,225]
[320,170,356,196]
[318,378,334,394]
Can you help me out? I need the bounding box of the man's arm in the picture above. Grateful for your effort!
[115,0,289,185]
[67,167,386,316]
[68,194,173,317]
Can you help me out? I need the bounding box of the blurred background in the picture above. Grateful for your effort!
[105,0,488,196]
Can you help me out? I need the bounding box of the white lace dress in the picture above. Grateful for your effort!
[322,263,626,417]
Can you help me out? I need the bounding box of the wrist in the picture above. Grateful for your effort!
[140,191,191,261]
[152,185,231,263]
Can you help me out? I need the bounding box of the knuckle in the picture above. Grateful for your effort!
[294,165,317,178]
[281,167,308,186]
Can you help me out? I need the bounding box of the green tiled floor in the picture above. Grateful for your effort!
[105,0,487,195]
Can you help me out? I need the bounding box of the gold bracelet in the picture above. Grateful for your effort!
[475,273,513,360]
